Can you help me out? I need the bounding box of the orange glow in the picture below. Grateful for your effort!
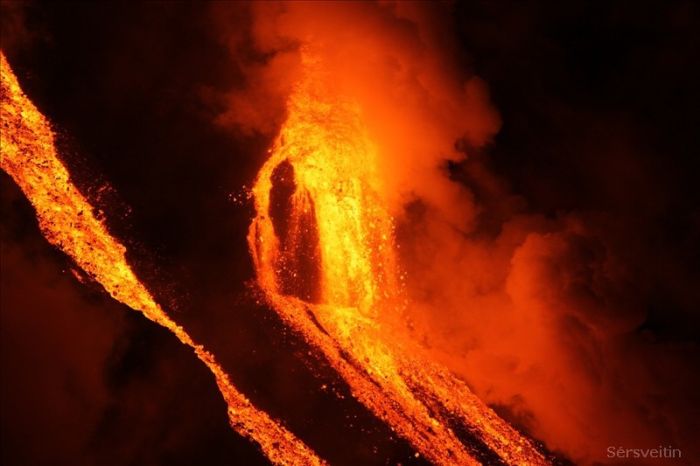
[0,51,324,466]
[249,51,549,465]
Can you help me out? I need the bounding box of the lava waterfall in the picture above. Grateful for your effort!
[248,52,550,466]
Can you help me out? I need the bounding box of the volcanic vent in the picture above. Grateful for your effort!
[248,50,550,466]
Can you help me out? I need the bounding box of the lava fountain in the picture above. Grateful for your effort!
[0,51,324,466]
[249,52,550,466]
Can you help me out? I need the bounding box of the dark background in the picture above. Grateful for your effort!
[455,0,700,341]
[2,1,699,465]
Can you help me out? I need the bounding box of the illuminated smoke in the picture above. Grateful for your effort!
[248,49,549,466]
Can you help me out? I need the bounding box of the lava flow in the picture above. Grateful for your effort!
[249,52,550,466]
[0,52,324,466]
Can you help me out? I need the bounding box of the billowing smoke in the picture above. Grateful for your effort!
[210,1,499,225]
[210,1,700,464]
[400,206,700,463]
[3,1,697,465]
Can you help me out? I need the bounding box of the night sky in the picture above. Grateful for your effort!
[2,2,699,465]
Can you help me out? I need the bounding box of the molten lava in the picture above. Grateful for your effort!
[0,52,324,466]
[249,53,550,465]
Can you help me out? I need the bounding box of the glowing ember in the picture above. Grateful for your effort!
[249,52,550,465]
[0,51,324,466]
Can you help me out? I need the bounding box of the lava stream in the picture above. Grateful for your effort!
[0,51,324,466]
[249,54,551,466]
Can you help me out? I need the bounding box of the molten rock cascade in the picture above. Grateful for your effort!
[249,53,551,466]
[0,51,324,466]
[2,44,553,464]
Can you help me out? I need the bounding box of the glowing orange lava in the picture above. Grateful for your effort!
[249,52,551,465]
[0,51,324,466]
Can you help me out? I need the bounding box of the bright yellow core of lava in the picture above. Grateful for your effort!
[250,71,399,318]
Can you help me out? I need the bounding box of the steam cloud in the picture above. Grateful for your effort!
[210,2,700,464]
